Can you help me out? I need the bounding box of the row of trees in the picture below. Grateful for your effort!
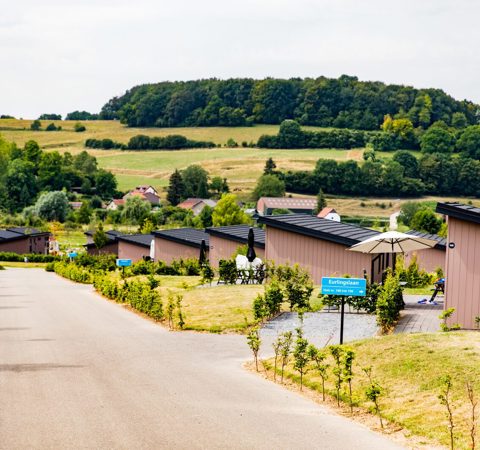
[0,136,118,213]
[278,150,480,198]
[372,115,480,157]
[85,134,215,150]
[257,120,368,149]
[167,165,230,205]
[100,76,478,129]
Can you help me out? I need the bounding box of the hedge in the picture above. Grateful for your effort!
[94,276,163,321]
[53,261,95,284]
[0,252,61,263]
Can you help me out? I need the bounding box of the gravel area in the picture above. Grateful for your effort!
[260,311,379,357]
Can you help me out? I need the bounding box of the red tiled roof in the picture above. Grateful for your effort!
[317,207,337,218]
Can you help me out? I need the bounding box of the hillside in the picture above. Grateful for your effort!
[100,76,478,130]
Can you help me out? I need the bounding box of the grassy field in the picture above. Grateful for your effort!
[3,118,479,217]
[264,332,480,449]
[0,118,326,149]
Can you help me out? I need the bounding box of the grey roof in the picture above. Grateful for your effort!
[117,234,154,248]
[153,228,209,248]
[6,227,48,236]
[0,230,27,241]
[406,230,446,250]
[206,225,265,248]
[0,227,49,242]
[436,202,480,225]
[258,214,379,247]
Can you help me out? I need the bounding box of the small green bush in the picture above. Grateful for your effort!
[0,252,61,263]
[376,270,403,332]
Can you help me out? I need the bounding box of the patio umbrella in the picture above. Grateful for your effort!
[149,239,155,260]
[348,231,438,254]
[246,227,257,262]
[199,239,208,265]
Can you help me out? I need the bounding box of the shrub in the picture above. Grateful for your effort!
[376,269,403,332]
[0,252,61,263]
[219,259,238,284]
[53,261,94,283]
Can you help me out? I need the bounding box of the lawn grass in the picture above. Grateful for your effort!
[0,262,47,268]
[266,331,480,449]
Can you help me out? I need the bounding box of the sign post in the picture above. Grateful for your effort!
[321,277,367,344]
[116,259,132,277]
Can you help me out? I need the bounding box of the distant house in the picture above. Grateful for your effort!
[404,230,446,273]
[0,227,50,254]
[106,199,125,211]
[124,190,161,205]
[317,207,341,222]
[206,225,265,267]
[84,229,123,255]
[134,185,158,196]
[69,201,83,210]
[256,197,317,216]
[117,234,154,262]
[177,198,217,216]
[153,228,209,264]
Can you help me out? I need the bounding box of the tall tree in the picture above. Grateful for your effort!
[263,157,277,175]
[182,165,209,198]
[315,188,327,214]
[93,222,108,249]
[212,193,250,227]
[252,174,285,201]
[167,169,186,206]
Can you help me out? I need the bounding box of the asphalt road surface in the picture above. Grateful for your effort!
[0,269,403,449]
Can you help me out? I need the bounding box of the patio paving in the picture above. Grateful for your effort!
[394,294,443,334]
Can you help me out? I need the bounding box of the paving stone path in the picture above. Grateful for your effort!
[394,294,443,334]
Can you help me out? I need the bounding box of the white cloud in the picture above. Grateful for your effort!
[0,0,479,118]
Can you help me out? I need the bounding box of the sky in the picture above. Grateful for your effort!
[1,0,479,119]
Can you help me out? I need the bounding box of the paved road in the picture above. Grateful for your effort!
[0,269,403,450]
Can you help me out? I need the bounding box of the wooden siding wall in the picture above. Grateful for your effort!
[87,242,118,256]
[0,239,30,254]
[444,217,480,329]
[265,227,376,284]
[154,238,203,264]
[209,236,265,268]
[405,248,446,273]
[118,242,150,263]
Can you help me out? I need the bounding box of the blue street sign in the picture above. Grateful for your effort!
[116,259,132,267]
[68,252,78,258]
[321,277,367,297]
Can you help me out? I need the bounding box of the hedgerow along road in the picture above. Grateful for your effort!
[0,268,403,449]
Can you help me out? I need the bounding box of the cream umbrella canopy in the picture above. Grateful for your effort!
[348,231,438,254]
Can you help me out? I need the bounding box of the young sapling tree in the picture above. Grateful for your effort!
[176,295,185,329]
[280,331,293,383]
[363,366,384,429]
[438,374,455,450]
[307,344,329,401]
[167,293,175,330]
[343,348,355,414]
[330,345,344,406]
[247,327,261,372]
[293,328,310,391]
[466,380,477,450]
[272,333,283,382]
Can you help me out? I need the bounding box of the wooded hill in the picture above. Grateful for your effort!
[100,76,478,130]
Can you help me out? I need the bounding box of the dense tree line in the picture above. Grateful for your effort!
[65,111,99,120]
[0,135,118,213]
[100,76,478,129]
[257,120,368,149]
[279,151,480,198]
[85,134,216,150]
[38,113,62,120]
